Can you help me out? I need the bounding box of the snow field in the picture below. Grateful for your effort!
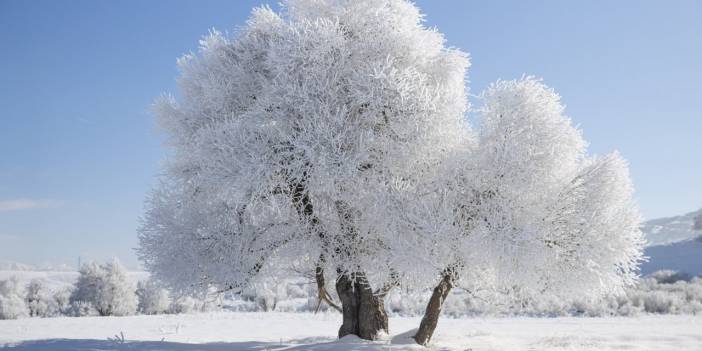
[1,312,701,350]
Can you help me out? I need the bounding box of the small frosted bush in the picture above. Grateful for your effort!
[241,280,288,312]
[169,295,207,314]
[26,279,53,317]
[70,259,137,316]
[649,270,691,284]
[136,279,170,315]
[68,300,99,317]
[52,287,72,315]
[0,277,29,320]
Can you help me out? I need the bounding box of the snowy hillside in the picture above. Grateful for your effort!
[641,237,702,276]
[640,208,702,276]
[0,270,149,291]
[642,208,702,246]
[0,261,76,272]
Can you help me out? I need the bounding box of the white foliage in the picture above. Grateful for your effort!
[0,277,28,320]
[401,77,643,300]
[138,0,643,309]
[25,279,64,317]
[139,0,471,294]
[136,279,171,315]
[169,295,213,314]
[68,300,99,317]
[70,260,137,316]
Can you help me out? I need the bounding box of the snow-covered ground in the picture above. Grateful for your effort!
[1,312,700,350]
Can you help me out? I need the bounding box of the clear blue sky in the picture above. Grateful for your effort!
[1,0,700,268]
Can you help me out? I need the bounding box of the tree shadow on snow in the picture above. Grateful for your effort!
[2,339,288,351]
[1,335,398,351]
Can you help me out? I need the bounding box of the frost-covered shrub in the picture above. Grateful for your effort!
[235,278,315,312]
[70,260,137,316]
[247,281,288,312]
[26,279,53,317]
[52,287,72,315]
[68,300,99,317]
[648,270,691,284]
[642,290,680,313]
[381,270,702,317]
[136,279,170,315]
[286,283,307,299]
[0,277,29,319]
[169,295,209,314]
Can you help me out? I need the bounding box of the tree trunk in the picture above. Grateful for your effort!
[358,278,389,339]
[336,273,389,340]
[336,274,360,338]
[414,273,453,346]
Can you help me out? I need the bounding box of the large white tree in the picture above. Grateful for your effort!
[139,0,644,344]
[138,0,470,340]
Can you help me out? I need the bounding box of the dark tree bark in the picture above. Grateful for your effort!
[414,273,453,346]
[336,273,389,340]
[336,274,361,338]
[357,275,389,339]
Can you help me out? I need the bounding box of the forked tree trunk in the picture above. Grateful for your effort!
[336,273,389,340]
[414,273,453,346]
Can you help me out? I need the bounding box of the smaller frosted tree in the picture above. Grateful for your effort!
[405,77,645,345]
[24,279,70,317]
[694,211,702,231]
[0,277,28,320]
[70,260,137,316]
[26,279,52,317]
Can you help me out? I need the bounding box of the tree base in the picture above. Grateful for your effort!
[336,273,389,340]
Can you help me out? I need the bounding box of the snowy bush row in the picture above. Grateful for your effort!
[0,260,215,320]
[385,270,702,317]
[223,270,702,317]
[3,267,700,319]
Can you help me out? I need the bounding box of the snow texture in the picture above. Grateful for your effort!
[0,312,700,350]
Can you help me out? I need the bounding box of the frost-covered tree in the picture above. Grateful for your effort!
[26,279,52,317]
[24,279,71,318]
[694,211,702,230]
[0,277,28,320]
[136,279,171,315]
[402,78,645,345]
[70,260,137,316]
[139,0,644,343]
[139,0,469,340]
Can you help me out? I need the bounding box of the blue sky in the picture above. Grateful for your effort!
[1,0,700,268]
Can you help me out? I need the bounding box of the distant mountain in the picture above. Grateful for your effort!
[641,208,702,247]
[0,260,75,272]
[0,261,36,271]
[641,208,702,276]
